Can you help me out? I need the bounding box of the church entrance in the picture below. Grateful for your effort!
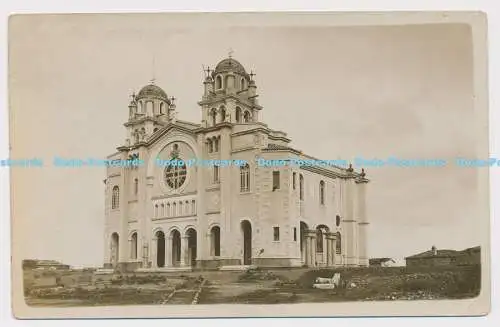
[110,232,119,267]
[300,221,308,264]
[155,231,166,268]
[186,228,197,267]
[241,220,252,265]
[171,229,181,266]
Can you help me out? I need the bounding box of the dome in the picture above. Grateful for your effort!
[136,84,169,100]
[213,58,248,76]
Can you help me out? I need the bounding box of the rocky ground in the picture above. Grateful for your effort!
[23,265,481,306]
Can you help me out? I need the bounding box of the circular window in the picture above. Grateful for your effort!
[164,162,187,189]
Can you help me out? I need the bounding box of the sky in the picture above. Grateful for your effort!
[8,14,485,267]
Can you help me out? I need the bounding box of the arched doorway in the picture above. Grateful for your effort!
[316,224,330,266]
[210,226,221,257]
[300,222,308,264]
[186,228,197,267]
[111,233,119,267]
[241,220,252,265]
[156,230,165,268]
[171,229,181,267]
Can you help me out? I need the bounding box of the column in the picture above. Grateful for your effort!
[180,236,188,266]
[166,237,172,266]
[151,237,157,268]
[196,134,208,263]
[326,234,333,267]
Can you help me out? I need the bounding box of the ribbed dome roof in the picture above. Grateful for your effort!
[213,58,247,75]
[136,84,168,100]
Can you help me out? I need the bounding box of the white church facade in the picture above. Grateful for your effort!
[103,56,370,271]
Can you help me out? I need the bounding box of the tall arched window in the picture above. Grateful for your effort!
[207,139,213,153]
[240,164,250,192]
[220,107,226,122]
[319,180,325,205]
[191,200,196,214]
[134,178,138,195]
[316,229,324,253]
[173,202,177,216]
[241,78,246,90]
[159,102,165,115]
[213,165,220,184]
[154,204,158,217]
[292,172,296,190]
[130,232,138,260]
[211,109,217,126]
[215,75,223,89]
[185,201,190,215]
[336,232,342,254]
[235,107,242,123]
[243,111,251,123]
[336,215,341,227]
[299,174,304,200]
[166,203,170,217]
[213,137,219,152]
[112,186,120,209]
[139,101,144,113]
[160,203,165,217]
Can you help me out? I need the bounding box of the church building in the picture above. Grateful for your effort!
[103,55,370,271]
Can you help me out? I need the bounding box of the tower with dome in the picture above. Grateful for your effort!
[103,55,370,271]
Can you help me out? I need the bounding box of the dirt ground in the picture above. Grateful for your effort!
[23,265,481,306]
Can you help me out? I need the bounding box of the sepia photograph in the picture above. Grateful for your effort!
[8,11,490,318]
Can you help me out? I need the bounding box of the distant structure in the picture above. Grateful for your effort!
[405,246,480,267]
[22,259,70,270]
[369,258,396,267]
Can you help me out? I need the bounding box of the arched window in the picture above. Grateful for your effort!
[173,202,177,216]
[336,232,342,254]
[153,127,158,133]
[134,130,140,143]
[111,186,120,209]
[213,165,220,184]
[159,102,165,115]
[241,78,246,90]
[140,127,146,141]
[191,200,196,214]
[316,229,324,253]
[178,201,183,216]
[243,111,251,123]
[215,75,223,89]
[207,139,213,153]
[130,232,138,260]
[211,108,217,126]
[160,203,165,217]
[292,172,296,190]
[336,215,341,227]
[139,101,144,113]
[166,203,170,217]
[146,101,153,115]
[210,226,221,257]
[154,204,158,217]
[299,174,304,200]
[319,180,325,205]
[220,107,226,122]
[240,164,250,192]
[235,107,242,123]
[185,201,190,215]
[213,137,219,152]
[134,178,138,195]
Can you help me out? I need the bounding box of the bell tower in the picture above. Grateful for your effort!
[198,52,263,128]
[124,81,176,146]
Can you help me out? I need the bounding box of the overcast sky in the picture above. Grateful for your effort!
[9,14,485,266]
